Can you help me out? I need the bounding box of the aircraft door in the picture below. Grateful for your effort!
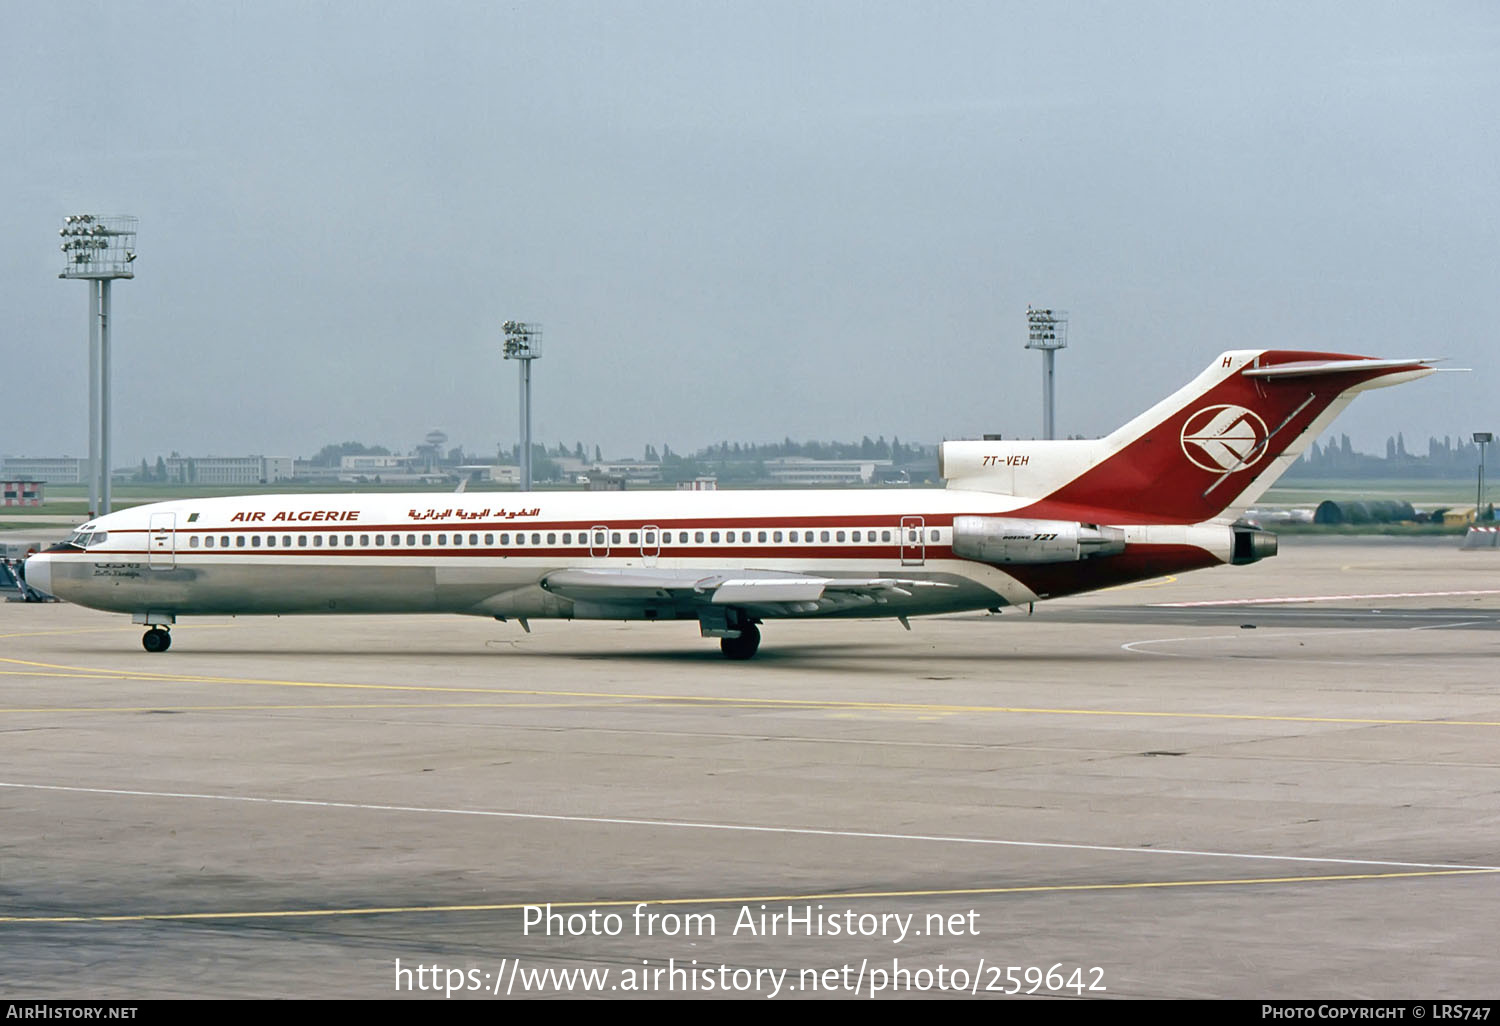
[900,515,925,566]
[149,512,176,569]
[589,525,610,559]
[641,524,660,567]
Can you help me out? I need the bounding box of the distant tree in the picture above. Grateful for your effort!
[154,456,167,482]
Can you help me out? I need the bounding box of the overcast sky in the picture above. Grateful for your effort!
[2,1,1495,464]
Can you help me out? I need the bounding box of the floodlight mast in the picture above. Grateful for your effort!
[1025,306,1068,440]
[502,321,542,490]
[59,215,137,517]
[1476,431,1494,522]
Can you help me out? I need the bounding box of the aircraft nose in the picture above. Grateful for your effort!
[23,554,52,597]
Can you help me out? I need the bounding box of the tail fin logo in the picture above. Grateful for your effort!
[1180,404,1270,473]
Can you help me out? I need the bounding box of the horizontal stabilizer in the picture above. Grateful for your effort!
[1242,357,1441,379]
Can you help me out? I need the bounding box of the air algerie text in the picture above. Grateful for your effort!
[230,510,360,522]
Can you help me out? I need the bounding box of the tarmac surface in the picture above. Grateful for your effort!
[1,537,1497,1000]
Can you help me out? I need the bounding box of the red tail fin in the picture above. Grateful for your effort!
[1010,350,1436,524]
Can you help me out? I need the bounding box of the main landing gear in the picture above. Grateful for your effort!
[142,627,172,653]
[719,622,761,661]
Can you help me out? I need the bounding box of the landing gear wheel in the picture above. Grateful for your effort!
[142,628,172,653]
[720,622,761,660]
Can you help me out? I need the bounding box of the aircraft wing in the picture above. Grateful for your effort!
[540,567,954,615]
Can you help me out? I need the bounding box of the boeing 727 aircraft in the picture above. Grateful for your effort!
[25,350,1435,658]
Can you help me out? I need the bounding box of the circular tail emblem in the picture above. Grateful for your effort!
[1180,405,1270,472]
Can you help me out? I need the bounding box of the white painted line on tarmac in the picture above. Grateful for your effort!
[1155,589,1500,607]
[2,780,1495,872]
[1122,621,1487,656]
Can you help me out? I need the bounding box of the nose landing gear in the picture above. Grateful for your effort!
[142,627,172,653]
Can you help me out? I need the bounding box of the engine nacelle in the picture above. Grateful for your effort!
[1231,526,1278,565]
[952,516,1127,564]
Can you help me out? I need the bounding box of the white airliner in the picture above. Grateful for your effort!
[25,349,1435,658]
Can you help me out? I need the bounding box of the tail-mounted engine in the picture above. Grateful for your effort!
[952,516,1127,565]
[1230,526,1278,565]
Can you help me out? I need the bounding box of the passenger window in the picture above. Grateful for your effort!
[236,536,246,548]
[930,529,940,542]
[593,532,604,546]
[421,534,431,545]
[787,532,797,543]
[628,532,638,544]
[852,530,861,542]
[313,536,323,547]
[757,531,767,543]
[562,533,571,545]
[222,536,231,547]
[645,531,656,545]
[298,536,308,548]
[773,530,783,542]
[711,531,721,543]
[695,531,705,543]
[820,531,830,542]
[501,534,510,545]
[190,536,200,548]
[679,532,689,543]
[531,533,541,545]
[484,533,494,544]
[252,536,262,548]
[469,534,478,545]
[804,531,814,542]
[547,533,557,544]
[437,534,447,545]
[376,534,385,546]
[267,536,276,547]
[204,536,214,548]
[329,535,339,547]
[835,531,845,542]
[882,530,891,542]
[360,535,369,546]
[516,534,526,545]
[610,532,619,544]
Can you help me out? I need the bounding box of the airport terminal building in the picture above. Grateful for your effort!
[1,456,84,484]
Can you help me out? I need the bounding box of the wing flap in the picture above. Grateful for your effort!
[542,567,954,607]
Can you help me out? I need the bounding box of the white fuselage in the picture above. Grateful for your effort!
[25,488,1236,623]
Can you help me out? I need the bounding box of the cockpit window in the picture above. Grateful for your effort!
[88,531,107,546]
